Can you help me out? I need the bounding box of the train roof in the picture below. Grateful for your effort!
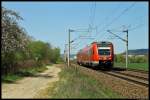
[77,41,113,54]
[91,41,112,45]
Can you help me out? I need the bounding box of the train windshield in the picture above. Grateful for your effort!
[98,47,110,55]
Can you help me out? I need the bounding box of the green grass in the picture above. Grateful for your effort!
[2,73,22,83]
[114,62,148,71]
[2,65,50,83]
[17,66,48,75]
[46,65,122,99]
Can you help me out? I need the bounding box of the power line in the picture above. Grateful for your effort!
[107,23,145,32]
[69,28,92,56]
[106,25,128,32]
[75,2,137,54]
[97,2,136,35]
[73,2,97,50]
[71,40,82,48]
[128,23,145,31]
[88,2,97,36]
[89,2,96,28]
[82,2,124,45]
[88,3,94,32]
[91,2,96,29]
[104,22,145,42]
[96,2,122,31]
[92,2,136,42]
[71,2,97,53]
[108,12,146,32]
[87,2,120,37]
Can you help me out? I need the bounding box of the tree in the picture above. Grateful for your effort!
[2,7,31,74]
[2,7,62,74]
[2,7,30,53]
[50,47,61,63]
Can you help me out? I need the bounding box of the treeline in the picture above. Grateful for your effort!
[2,7,62,75]
[114,54,148,63]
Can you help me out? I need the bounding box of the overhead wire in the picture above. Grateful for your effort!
[69,2,97,52]
[74,2,139,54]
[88,2,97,34]
[92,2,136,42]
[106,14,146,33]
[81,2,121,45]
[128,23,145,31]
[83,2,123,46]
[72,2,97,53]
[95,2,122,33]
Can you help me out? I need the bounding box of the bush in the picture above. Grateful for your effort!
[115,54,125,63]
[115,54,148,63]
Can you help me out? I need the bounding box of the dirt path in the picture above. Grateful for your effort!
[2,64,61,99]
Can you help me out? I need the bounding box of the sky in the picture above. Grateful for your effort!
[2,1,148,54]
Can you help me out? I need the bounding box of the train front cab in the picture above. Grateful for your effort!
[90,42,114,69]
[98,45,114,69]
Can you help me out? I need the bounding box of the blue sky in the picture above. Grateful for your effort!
[2,2,148,54]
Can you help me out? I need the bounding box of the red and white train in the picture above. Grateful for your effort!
[76,41,114,69]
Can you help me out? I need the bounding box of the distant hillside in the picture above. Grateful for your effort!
[121,49,148,55]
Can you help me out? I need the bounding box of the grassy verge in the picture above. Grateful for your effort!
[114,62,148,71]
[45,65,122,98]
[2,64,51,83]
[2,74,22,83]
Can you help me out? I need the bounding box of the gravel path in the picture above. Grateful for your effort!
[2,64,61,99]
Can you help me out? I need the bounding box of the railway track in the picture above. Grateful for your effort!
[99,69,149,87]
[127,68,148,74]
[100,71,149,87]
[71,63,149,87]
[111,70,148,80]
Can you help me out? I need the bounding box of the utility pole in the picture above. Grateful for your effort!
[107,30,128,69]
[68,29,71,67]
[64,44,68,63]
[123,29,128,69]
[67,28,90,67]
[64,49,65,62]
